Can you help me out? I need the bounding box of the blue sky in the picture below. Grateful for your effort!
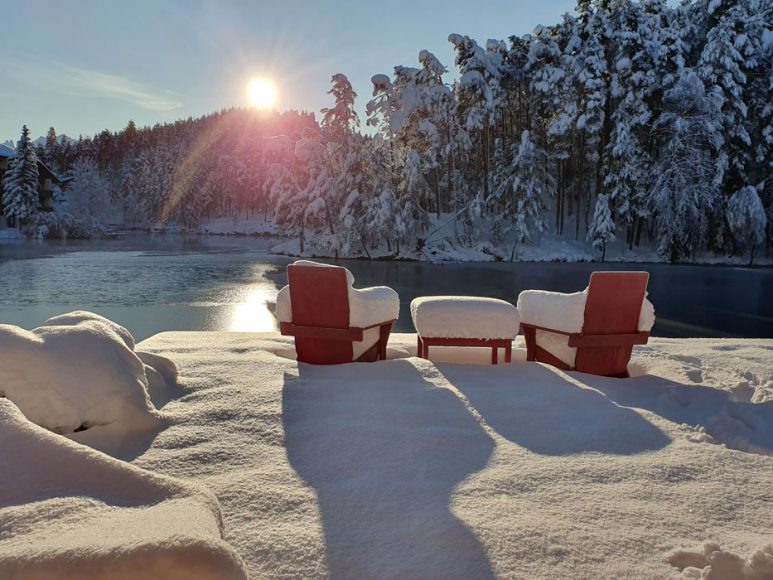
[1,0,575,141]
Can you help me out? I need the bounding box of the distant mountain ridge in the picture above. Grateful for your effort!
[2,134,78,150]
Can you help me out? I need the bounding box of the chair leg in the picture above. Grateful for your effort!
[492,347,498,365]
[378,323,392,361]
[505,343,512,363]
[524,328,535,361]
[417,335,423,358]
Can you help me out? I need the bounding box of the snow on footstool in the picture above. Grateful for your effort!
[410,296,520,364]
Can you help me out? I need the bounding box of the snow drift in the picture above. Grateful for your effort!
[0,399,247,580]
[132,331,773,578]
[0,311,176,453]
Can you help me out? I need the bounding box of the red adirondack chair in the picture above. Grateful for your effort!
[277,261,399,365]
[519,272,653,377]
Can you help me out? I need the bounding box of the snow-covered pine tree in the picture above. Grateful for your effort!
[414,50,457,215]
[321,73,360,144]
[488,130,551,257]
[697,0,758,197]
[568,0,611,236]
[604,0,656,247]
[43,127,59,167]
[449,33,503,199]
[587,193,615,260]
[2,125,40,226]
[726,185,768,264]
[650,71,724,262]
[66,158,113,223]
[526,17,577,235]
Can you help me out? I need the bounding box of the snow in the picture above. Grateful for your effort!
[1,321,772,578]
[126,331,773,578]
[0,399,247,579]
[668,541,773,579]
[0,311,174,454]
[410,296,519,339]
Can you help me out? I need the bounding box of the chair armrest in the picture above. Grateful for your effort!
[519,322,573,336]
[517,290,587,334]
[568,332,650,348]
[279,322,364,341]
[349,286,400,328]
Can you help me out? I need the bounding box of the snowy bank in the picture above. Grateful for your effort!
[0,311,176,455]
[128,331,773,578]
[269,225,773,265]
[0,399,247,580]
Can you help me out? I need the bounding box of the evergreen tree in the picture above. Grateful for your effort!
[587,193,615,260]
[726,185,768,264]
[2,125,40,226]
[651,72,724,262]
[321,74,360,143]
[697,0,758,195]
[66,158,113,223]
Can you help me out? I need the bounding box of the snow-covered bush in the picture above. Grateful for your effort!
[23,211,103,239]
[0,311,176,449]
[726,185,768,264]
[64,157,114,222]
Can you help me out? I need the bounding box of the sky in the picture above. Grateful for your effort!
[0,0,576,142]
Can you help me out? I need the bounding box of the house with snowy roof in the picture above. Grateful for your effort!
[0,143,61,225]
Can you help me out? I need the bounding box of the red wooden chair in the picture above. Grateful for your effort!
[276,261,399,365]
[518,272,653,377]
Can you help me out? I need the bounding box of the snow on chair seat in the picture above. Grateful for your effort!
[276,260,399,364]
[410,296,520,364]
[517,271,655,377]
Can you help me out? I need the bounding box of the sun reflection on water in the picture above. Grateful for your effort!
[228,285,279,333]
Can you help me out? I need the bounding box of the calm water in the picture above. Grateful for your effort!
[0,235,771,341]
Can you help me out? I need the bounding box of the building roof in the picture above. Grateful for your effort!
[0,143,62,184]
[0,143,16,158]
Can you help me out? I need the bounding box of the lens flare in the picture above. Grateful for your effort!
[247,77,277,110]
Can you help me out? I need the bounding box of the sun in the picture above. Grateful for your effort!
[247,77,277,110]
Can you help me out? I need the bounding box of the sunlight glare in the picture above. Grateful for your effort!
[247,77,278,110]
[229,285,278,333]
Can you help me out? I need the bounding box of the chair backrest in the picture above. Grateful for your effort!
[287,264,350,329]
[582,271,649,335]
[575,271,649,377]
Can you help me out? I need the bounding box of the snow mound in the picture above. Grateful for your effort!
[668,541,773,579]
[0,311,176,451]
[0,399,247,580]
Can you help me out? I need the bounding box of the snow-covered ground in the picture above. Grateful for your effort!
[136,332,773,578]
[2,319,772,578]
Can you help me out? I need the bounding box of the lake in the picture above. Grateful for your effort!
[1,234,771,341]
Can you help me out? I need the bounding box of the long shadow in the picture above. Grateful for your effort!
[437,363,671,456]
[576,373,773,455]
[282,360,496,580]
